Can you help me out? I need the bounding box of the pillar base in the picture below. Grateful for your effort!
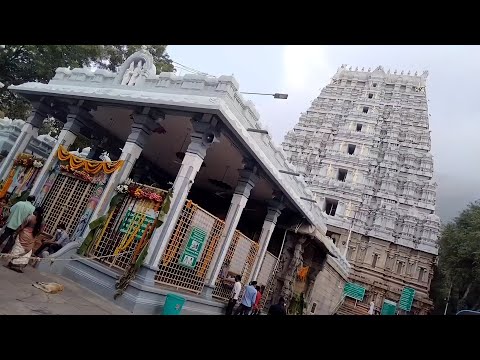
[60,256,226,315]
[201,285,215,300]
[136,264,159,286]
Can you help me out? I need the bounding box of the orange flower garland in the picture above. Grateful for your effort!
[57,145,124,175]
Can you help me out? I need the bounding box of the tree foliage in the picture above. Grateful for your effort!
[0,45,174,119]
[431,201,480,314]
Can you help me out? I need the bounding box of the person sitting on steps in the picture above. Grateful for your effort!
[34,223,69,257]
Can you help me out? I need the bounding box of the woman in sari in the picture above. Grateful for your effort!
[7,207,43,273]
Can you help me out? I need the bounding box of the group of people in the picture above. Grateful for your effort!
[0,195,70,272]
[225,276,287,316]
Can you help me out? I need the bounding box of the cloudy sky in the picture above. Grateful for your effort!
[168,45,480,223]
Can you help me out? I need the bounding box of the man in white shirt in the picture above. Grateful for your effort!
[235,281,258,315]
[225,275,242,315]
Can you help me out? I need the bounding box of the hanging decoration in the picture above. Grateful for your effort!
[115,182,165,204]
[0,153,45,199]
[114,186,173,299]
[297,266,310,283]
[57,145,124,175]
[78,181,166,256]
[13,154,44,169]
[59,165,94,183]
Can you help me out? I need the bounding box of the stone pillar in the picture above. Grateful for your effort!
[80,108,161,239]
[203,165,259,296]
[250,200,284,282]
[30,107,88,196]
[0,102,50,180]
[139,116,218,284]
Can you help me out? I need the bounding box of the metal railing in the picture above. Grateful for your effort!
[155,201,225,294]
[42,173,96,236]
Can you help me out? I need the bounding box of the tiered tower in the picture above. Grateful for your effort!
[282,65,440,314]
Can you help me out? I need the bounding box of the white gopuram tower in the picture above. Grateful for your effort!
[282,65,440,314]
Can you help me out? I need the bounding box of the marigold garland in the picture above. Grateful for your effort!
[57,145,124,175]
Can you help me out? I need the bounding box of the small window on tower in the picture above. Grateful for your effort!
[372,254,379,268]
[324,198,338,216]
[368,93,374,99]
[363,107,369,114]
[373,83,378,87]
[397,262,404,275]
[310,303,317,314]
[347,144,356,155]
[337,169,348,182]
[418,268,425,282]
[356,123,363,132]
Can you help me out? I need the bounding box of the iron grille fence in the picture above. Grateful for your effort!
[89,188,166,271]
[212,231,259,301]
[41,173,95,236]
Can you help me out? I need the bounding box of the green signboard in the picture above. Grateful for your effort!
[178,227,207,269]
[119,210,155,240]
[343,282,366,301]
[398,287,416,312]
[381,299,397,315]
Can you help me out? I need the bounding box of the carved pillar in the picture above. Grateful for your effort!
[281,237,306,307]
[203,163,259,296]
[139,116,218,284]
[80,107,161,239]
[0,101,50,180]
[250,199,284,282]
[30,105,89,197]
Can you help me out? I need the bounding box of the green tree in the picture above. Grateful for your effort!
[0,45,174,119]
[431,201,480,314]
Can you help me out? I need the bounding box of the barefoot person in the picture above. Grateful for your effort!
[34,223,69,257]
[0,195,35,253]
[7,207,43,273]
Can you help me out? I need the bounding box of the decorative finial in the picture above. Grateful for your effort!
[387,69,391,74]
[368,67,371,72]
[394,70,397,74]
[401,70,404,75]
[349,66,352,71]
[414,71,418,76]
[361,67,365,71]
[355,66,358,71]
[407,70,411,75]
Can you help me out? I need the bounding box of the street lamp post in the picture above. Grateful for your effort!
[240,91,288,99]
[343,205,372,258]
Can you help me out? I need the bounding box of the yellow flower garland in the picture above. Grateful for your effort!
[57,145,124,175]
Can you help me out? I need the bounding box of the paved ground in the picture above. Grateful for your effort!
[0,260,130,315]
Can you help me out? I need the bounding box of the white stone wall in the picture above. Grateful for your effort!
[282,66,440,256]
[308,257,348,315]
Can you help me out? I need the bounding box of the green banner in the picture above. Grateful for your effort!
[398,287,415,312]
[381,299,397,315]
[343,282,366,301]
[119,210,155,241]
[178,227,207,269]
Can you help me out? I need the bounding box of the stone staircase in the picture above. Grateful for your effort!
[336,298,371,315]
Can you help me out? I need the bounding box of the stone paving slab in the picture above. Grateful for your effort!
[0,260,130,315]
